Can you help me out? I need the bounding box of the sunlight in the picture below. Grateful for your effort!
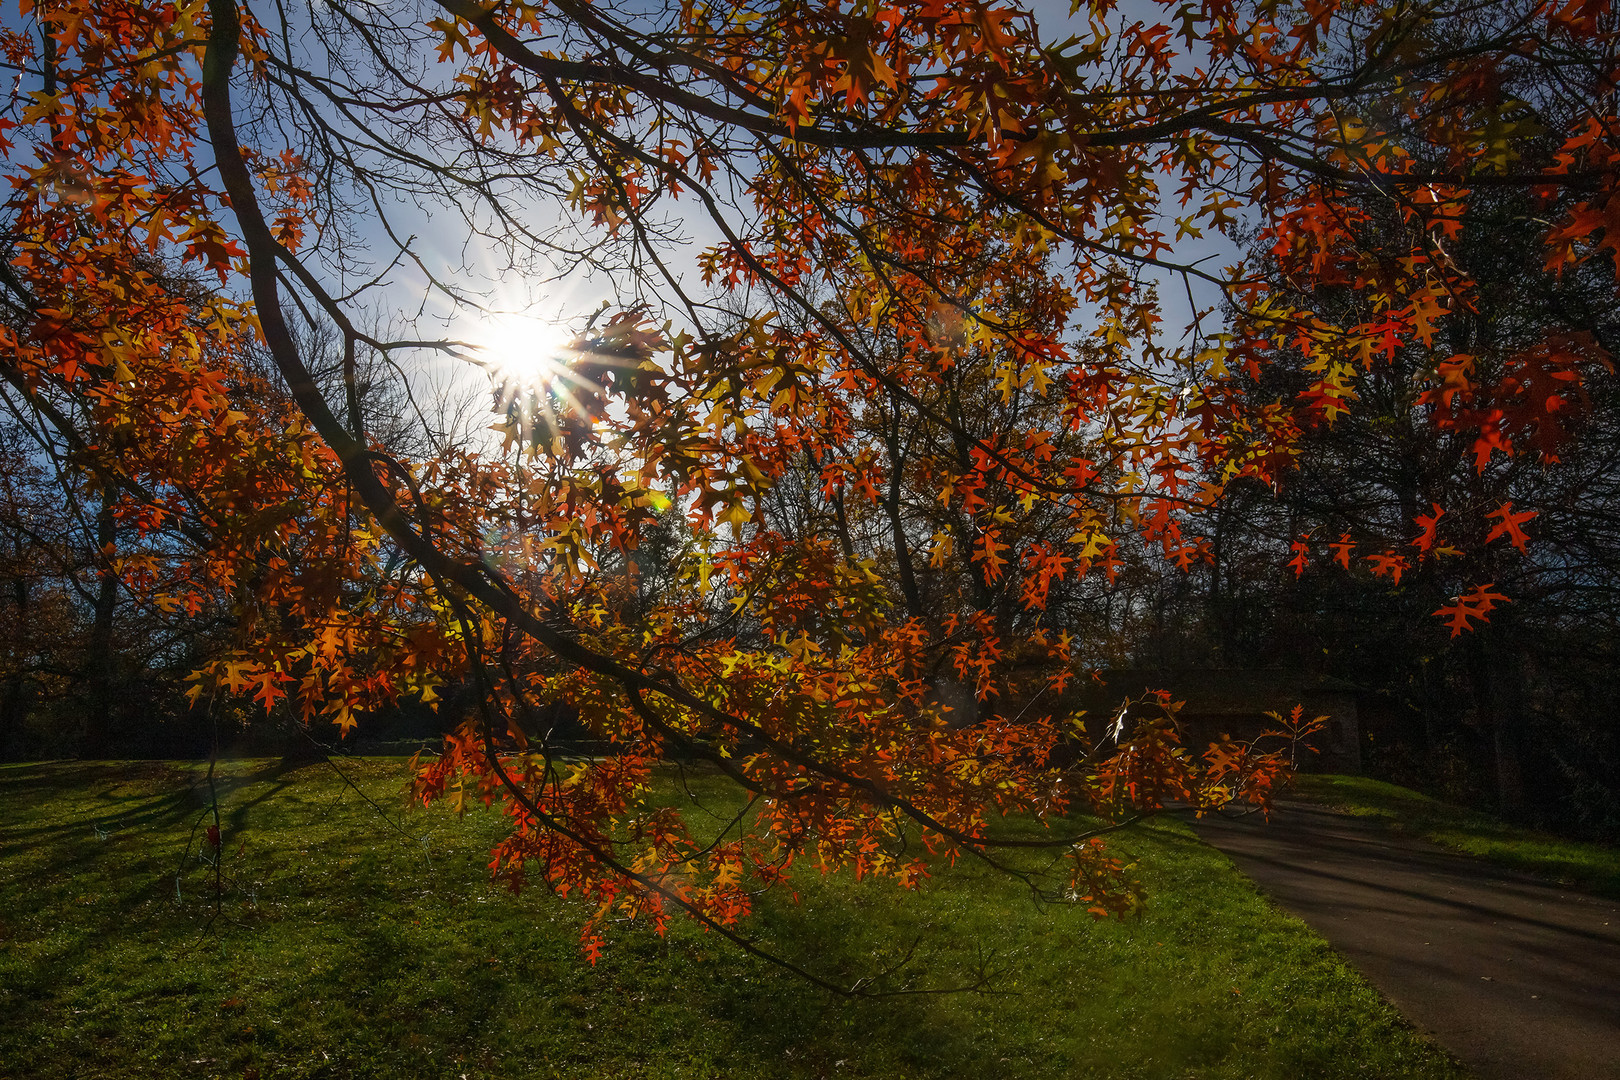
[472,310,615,454]
[476,314,577,391]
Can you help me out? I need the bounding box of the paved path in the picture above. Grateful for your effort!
[1192,802,1620,1080]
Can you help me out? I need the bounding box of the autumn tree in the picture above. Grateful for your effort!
[1101,9,1620,830]
[4,0,1620,983]
[1139,163,1620,827]
[0,419,82,752]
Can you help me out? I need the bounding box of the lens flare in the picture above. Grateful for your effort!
[476,314,615,455]
[478,315,575,390]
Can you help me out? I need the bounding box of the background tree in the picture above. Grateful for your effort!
[1105,16,1620,834]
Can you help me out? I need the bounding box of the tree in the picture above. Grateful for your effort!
[1097,12,1620,830]
[4,0,1619,984]
[1136,153,1620,828]
[0,419,82,752]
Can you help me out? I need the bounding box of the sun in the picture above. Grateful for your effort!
[476,314,576,391]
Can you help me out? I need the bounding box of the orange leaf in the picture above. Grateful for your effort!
[1433,583,1511,638]
[1287,537,1310,578]
[1411,503,1445,556]
[1485,501,1535,553]
[1329,533,1354,570]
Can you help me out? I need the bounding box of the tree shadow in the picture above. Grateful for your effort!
[0,759,329,890]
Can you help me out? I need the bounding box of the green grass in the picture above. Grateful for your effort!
[0,759,1465,1080]
[1293,774,1620,900]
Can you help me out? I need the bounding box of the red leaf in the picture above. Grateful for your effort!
[1411,503,1445,556]
[1433,583,1511,638]
[1329,533,1354,570]
[1485,501,1535,553]
[1287,537,1310,578]
[1363,550,1409,584]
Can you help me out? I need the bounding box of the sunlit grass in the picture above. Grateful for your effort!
[0,759,1465,1079]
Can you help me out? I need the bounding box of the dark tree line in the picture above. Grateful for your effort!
[1119,168,1620,837]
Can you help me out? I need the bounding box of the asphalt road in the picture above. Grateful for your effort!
[1192,802,1620,1080]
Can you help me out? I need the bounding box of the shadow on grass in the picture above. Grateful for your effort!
[0,763,1472,1080]
[0,759,321,858]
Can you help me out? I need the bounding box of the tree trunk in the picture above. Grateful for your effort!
[883,419,923,618]
[1469,625,1525,815]
[79,500,118,757]
[0,571,28,758]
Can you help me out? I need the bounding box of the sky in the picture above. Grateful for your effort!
[0,0,1249,449]
[388,0,1246,412]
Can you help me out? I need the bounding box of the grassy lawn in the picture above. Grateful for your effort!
[0,759,1465,1080]
[1293,774,1620,900]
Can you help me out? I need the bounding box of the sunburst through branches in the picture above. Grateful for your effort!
[479,312,665,459]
